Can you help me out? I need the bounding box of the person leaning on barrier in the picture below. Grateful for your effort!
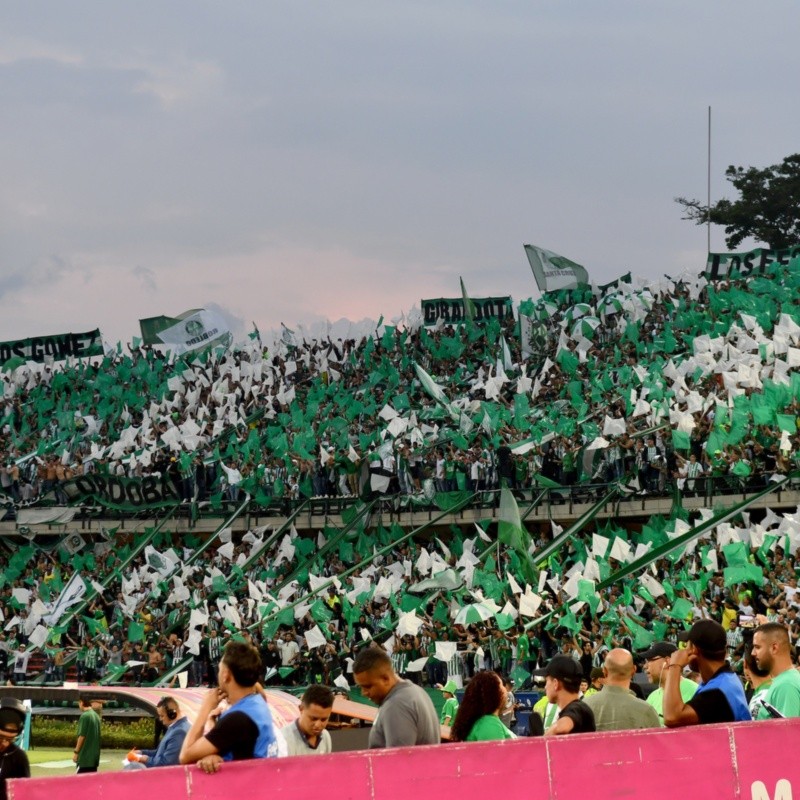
[180,641,279,773]
[0,698,29,800]
[751,621,800,719]
[663,620,751,727]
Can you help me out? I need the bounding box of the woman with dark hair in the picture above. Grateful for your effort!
[449,671,517,742]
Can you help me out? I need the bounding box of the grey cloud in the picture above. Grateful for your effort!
[0,255,73,300]
[131,265,157,293]
[0,0,799,342]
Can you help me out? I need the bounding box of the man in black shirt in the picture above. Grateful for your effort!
[180,641,279,773]
[496,442,516,489]
[663,619,751,726]
[534,655,596,735]
[260,639,281,684]
[0,698,30,800]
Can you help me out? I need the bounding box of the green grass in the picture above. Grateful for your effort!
[27,748,131,777]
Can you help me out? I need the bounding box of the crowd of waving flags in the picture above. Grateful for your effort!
[3,246,800,674]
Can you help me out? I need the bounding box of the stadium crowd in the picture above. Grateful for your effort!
[0,259,800,755]
[3,262,800,509]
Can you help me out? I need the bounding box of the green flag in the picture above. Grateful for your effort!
[524,244,589,292]
[460,277,477,322]
[672,430,690,450]
[667,598,693,621]
[722,541,748,567]
[498,486,535,586]
[624,617,654,650]
[127,621,145,642]
[510,665,531,687]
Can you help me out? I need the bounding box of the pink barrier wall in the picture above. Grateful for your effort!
[11,719,800,800]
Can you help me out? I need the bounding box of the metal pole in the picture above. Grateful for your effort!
[707,105,711,254]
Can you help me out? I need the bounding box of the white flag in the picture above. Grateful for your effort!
[602,416,627,437]
[405,656,430,673]
[156,309,232,355]
[434,642,458,663]
[519,591,543,618]
[334,675,351,690]
[43,572,87,625]
[304,625,327,650]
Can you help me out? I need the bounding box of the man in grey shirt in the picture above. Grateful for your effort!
[353,647,440,748]
[584,648,659,731]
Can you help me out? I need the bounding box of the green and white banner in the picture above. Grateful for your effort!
[525,244,589,292]
[56,473,183,510]
[0,329,103,365]
[705,245,800,280]
[421,296,512,326]
[156,309,232,354]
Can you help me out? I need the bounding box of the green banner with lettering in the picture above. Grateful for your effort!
[704,245,800,280]
[0,329,103,365]
[55,473,182,510]
[421,296,512,326]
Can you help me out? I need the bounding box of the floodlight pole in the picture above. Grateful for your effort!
[707,105,711,254]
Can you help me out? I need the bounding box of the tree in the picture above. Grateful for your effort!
[675,153,800,250]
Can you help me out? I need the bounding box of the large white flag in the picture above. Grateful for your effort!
[43,572,87,626]
[525,244,589,292]
[156,310,232,355]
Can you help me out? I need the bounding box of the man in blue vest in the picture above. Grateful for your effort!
[662,619,751,727]
[180,641,279,773]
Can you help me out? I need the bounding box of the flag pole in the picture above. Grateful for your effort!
[707,105,712,254]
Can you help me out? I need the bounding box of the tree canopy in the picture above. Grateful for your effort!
[676,153,800,250]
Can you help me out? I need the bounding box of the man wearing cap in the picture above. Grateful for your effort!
[534,655,595,735]
[641,642,698,726]
[663,620,751,727]
[584,649,659,731]
[438,680,459,727]
[0,698,29,800]
[583,667,605,698]
[751,621,800,719]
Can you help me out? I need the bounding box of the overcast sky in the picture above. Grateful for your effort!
[2,2,799,345]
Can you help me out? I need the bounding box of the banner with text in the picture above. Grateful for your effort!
[0,329,102,365]
[421,296,513,326]
[705,245,800,280]
[55,474,182,511]
[156,309,232,355]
